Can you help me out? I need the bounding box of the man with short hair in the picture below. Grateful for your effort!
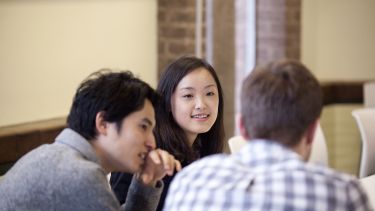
[0,70,181,210]
[164,60,372,210]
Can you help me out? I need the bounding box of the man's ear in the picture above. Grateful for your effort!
[95,111,107,135]
[238,114,250,140]
[306,119,319,145]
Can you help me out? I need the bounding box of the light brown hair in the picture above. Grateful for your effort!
[241,59,322,146]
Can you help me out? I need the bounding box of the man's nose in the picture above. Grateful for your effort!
[146,134,156,150]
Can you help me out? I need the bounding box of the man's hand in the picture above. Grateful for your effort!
[135,149,182,187]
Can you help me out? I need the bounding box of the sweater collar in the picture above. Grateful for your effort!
[55,128,99,164]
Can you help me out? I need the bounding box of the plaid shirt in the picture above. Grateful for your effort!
[164,140,373,211]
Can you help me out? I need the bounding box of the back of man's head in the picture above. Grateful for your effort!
[67,69,159,140]
[241,59,322,147]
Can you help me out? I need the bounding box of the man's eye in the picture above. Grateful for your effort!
[140,124,148,130]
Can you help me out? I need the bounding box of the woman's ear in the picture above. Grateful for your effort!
[238,114,250,140]
[95,111,107,135]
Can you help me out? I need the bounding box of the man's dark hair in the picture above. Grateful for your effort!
[67,69,159,140]
[241,59,322,146]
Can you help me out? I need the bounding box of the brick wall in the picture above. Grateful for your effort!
[285,0,301,59]
[256,0,301,66]
[158,0,204,76]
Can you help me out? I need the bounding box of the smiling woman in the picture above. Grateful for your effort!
[170,67,219,146]
[110,56,225,211]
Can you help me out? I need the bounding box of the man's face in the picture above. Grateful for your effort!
[102,99,156,173]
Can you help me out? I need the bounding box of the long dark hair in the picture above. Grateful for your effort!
[155,56,224,163]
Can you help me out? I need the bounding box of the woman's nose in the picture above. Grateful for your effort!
[195,96,206,110]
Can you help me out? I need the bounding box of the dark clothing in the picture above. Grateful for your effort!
[110,168,180,211]
[111,138,204,210]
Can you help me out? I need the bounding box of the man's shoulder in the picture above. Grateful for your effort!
[6,142,104,185]
[173,153,249,186]
[185,153,231,170]
[303,162,358,184]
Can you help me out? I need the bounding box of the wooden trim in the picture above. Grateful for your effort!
[0,117,66,165]
[321,81,364,105]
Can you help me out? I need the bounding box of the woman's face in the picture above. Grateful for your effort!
[171,67,219,144]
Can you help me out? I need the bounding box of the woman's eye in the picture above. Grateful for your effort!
[182,94,193,98]
[207,91,215,96]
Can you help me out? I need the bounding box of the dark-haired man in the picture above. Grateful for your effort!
[0,70,181,210]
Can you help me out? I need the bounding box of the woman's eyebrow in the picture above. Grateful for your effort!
[179,84,216,90]
[204,84,217,89]
[178,87,195,91]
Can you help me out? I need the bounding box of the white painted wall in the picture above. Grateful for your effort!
[0,0,157,127]
[301,0,375,81]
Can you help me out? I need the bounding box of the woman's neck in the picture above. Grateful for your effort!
[185,132,198,147]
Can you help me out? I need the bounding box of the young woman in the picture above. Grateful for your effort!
[110,56,225,210]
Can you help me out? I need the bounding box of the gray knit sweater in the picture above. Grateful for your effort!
[0,128,163,211]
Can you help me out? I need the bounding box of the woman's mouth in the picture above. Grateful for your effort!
[191,114,210,119]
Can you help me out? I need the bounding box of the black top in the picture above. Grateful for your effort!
[110,167,184,211]
[110,139,204,210]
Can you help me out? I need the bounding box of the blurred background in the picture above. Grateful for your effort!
[0,0,374,176]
